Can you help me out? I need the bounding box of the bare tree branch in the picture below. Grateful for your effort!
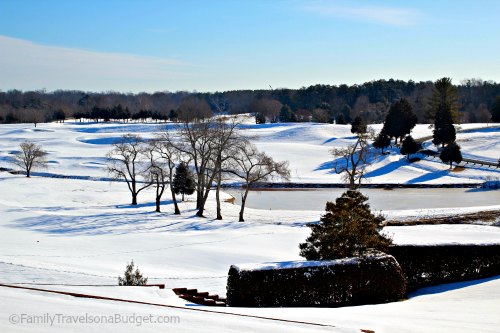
[12,141,48,177]
[106,134,152,205]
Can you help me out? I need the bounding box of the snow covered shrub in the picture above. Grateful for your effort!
[299,190,392,260]
[389,244,500,291]
[226,253,406,307]
[118,260,148,286]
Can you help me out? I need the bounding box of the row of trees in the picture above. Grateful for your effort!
[74,106,181,123]
[107,120,290,221]
[2,79,500,126]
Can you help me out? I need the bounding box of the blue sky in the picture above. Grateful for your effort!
[1,0,499,92]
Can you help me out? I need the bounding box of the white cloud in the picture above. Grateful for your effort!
[301,2,421,26]
[0,35,192,92]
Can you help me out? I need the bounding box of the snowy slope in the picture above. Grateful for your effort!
[1,121,499,183]
[1,121,500,332]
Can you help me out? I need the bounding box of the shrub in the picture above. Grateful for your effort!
[400,135,420,160]
[299,190,392,260]
[118,260,148,286]
[226,253,407,307]
[439,142,462,168]
[389,244,500,291]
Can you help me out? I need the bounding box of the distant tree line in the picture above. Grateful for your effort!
[2,78,500,125]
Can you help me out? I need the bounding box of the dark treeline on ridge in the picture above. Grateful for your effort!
[1,78,499,125]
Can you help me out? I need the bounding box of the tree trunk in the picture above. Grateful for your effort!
[197,192,209,217]
[169,172,180,215]
[215,173,222,220]
[239,188,250,222]
[26,169,30,178]
[155,198,161,212]
[131,180,138,205]
[196,188,202,209]
[196,173,204,209]
[171,189,180,215]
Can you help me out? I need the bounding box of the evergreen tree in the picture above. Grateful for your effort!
[400,135,420,160]
[439,142,462,169]
[350,116,367,134]
[382,98,417,144]
[118,260,148,286]
[168,109,178,121]
[279,105,294,122]
[427,77,458,122]
[172,162,195,201]
[336,113,347,125]
[432,102,456,147]
[491,96,500,122]
[299,190,392,260]
[340,105,352,123]
[255,112,266,124]
[373,131,391,154]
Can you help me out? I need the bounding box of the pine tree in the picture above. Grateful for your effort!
[255,112,266,124]
[432,102,456,147]
[400,135,420,160]
[373,131,391,154]
[279,105,294,122]
[299,190,392,260]
[491,96,500,123]
[427,77,458,122]
[382,98,417,144]
[440,142,462,169]
[336,113,347,125]
[351,116,367,134]
[340,105,352,123]
[172,162,195,201]
[118,260,148,286]
[168,109,178,121]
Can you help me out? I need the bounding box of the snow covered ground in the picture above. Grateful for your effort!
[1,120,499,183]
[0,120,499,332]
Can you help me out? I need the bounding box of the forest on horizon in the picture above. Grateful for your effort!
[1,78,499,125]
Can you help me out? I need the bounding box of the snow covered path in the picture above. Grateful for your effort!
[1,275,499,333]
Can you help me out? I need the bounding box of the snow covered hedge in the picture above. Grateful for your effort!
[389,244,500,291]
[226,253,406,307]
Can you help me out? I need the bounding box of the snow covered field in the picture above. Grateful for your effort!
[1,120,499,183]
[0,120,499,332]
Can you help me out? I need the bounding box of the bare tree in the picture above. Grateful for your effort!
[152,136,182,214]
[177,97,213,122]
[331,131,373,189]
[13,141,48,177]
[162,120,217,217]
[212,120,241,220]
[107,134,152,205]
[142,143,168,213]
[24,108,43,128]
[229,142,290,222]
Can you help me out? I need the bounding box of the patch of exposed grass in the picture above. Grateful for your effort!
[386,210,500,226]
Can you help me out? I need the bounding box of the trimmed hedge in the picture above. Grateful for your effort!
[388,244,500,291]
[226,253,406,307]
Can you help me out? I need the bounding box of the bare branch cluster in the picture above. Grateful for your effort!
[330,131,373,189]
[12,141,48,177]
